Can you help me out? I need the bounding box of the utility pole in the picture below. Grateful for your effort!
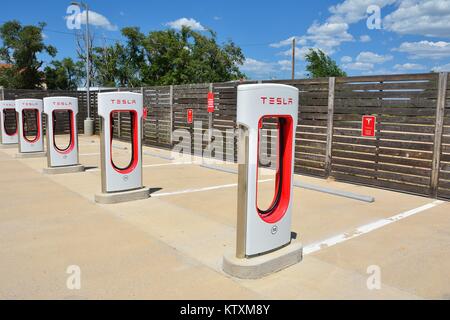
[72,1,94,135]
[291,38,296,80]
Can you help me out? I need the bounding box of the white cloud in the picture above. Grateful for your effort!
[241,58,276,75]
[356,51,393,64]
[384,0,450,38]
[165,18,205,31]
[432,63,450,72]
[279,46,314,59]
[66,10,118,31]
[341,56,352,63]
[393,63,426,71]
[277,60,292,71]
[328,0,396,24]
[360,35,371,42]
[240,58,299,78]
[343,61,375,71]
[304,22,353,54]
[342,51,393,72]
[394,41,450,59]
[213,16,221,21]
[270,36,307,48]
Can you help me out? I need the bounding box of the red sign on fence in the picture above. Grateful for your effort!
[187,109,193,124]
[143,107,149,119]
[362,115,376,137]
[207,92,214,113]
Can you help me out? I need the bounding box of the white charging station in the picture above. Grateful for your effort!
[42,97,84,174]
[15,99,46,158]
[223,83,302,279]
[95,91,149,204]
[0,100,18,146]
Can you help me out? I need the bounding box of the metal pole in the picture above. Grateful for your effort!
[73,1,94,135]
[85,2,90,120]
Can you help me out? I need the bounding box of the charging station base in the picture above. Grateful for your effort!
[15,151,46,159]
[95,187,150,204]
[43,164,85,175]
[222,239,303,279]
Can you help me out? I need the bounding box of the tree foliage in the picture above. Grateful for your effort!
[305,49,347,78]
[91,26,245,87]
[0,20,57,89]
[44,58,83,90]
[0,20,246,89]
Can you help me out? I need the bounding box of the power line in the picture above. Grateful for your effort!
[0,20,282,48]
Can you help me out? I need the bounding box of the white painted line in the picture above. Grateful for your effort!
[85,162,189,173]
[152,179,273,198]
[303,200,445,255]
[143,162,186,168]
[80,153,100,156]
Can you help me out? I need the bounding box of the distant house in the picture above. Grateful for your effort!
[0,63,12,70]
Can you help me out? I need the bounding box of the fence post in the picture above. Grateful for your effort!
[430,72,448,197]
[169,85,174,145]
[324,77,336,178]
[0,86,4,100]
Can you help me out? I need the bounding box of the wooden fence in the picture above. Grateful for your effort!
[1,72,449,200]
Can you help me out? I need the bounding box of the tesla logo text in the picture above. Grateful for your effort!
[52,101,73,106]
[260,97,293,105]
[110,99,136,105]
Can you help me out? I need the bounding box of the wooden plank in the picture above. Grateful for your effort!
[335,73,436,83]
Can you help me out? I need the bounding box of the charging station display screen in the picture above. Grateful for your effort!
[110,110,138,173]
[3,109,17,136]
[52,110,73,152]
[22,109,40,142]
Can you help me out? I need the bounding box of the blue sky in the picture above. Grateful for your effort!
[1,0,450,80]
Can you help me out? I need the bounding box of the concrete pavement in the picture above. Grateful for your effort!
[0,135,449,299]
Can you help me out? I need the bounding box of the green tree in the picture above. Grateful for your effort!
[305,49,347,78]
[0,20,57,89]
[44,57,83,90]
[142,27,245,85]
[90,26,245,86]
[93,28,144,87]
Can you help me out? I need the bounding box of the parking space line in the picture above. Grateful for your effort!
[152,179,273,198]
[303,200,445,255]
[80,153,100,156]
[85,162,189,172]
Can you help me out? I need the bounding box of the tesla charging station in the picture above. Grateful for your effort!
[15,99,46,158]
[94,91,150,204]
[223,83,303,279]
[42,97,84,174]
[0,100,18,146]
